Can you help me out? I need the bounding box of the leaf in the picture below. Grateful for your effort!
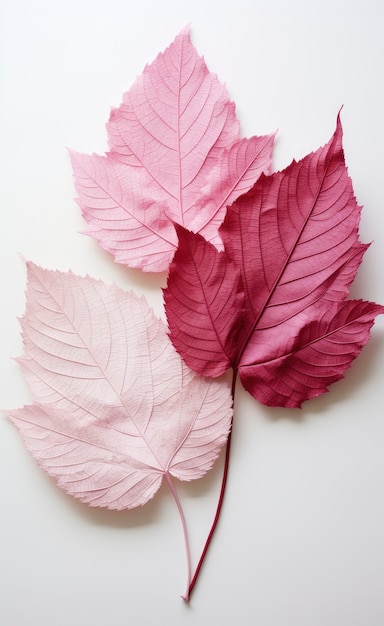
[71,27,274,271]
[187,133,276,246]
[165,116,384,407]
[239,299,384,407]
[6,263,232,510]
[69,151,178,272]
[164,225,247,377]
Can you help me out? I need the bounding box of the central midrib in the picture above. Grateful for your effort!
[234,145,335,369]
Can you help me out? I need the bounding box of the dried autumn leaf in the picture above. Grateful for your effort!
[6,263,232,510]
[165,116,384,407]
[70,27,274,271]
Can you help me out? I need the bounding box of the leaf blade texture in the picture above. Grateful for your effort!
[165,117,384,407]
[221,116,365,327]
[164,225,246,377]
[107,26,239,221]
[239,299,384,407]
[69,151,178,272]
[6,263,232,509]
[71,27,274,271]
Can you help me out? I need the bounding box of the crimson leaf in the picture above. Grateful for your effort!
[164,116,384,408]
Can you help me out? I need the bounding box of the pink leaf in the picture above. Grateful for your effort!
[71,28,274,271]
[165,116,384,407]
[70,151,177,272]
[107,26,240,222]
[188,133,275,246]
[7,263,232,510]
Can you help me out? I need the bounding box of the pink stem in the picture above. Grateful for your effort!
[165,471,192,600]
[187,369,238,600]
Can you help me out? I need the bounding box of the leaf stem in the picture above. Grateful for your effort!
[165,471,192,601]
[187,369,238,600]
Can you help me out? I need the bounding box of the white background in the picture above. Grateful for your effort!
[1,1,384,624]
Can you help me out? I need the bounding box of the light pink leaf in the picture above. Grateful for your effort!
[6,263,232,510]
[71,28,274,271]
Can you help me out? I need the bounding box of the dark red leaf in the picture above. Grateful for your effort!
[240,299,384,407]
[164,226,246,377]
[164,116,384,407]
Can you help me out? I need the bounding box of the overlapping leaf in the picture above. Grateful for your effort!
[6,263,232,510]
[71,28,274,271]
[165,116,384,407]
[4,23,384,603]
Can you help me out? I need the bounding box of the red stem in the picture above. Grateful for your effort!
[187,369,238,600]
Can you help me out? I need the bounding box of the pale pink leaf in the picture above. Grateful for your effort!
[6,263,232,510]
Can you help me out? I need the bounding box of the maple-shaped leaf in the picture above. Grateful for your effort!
[165,116,384,408]
[6,263,232,510]
[71,27,274,271]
